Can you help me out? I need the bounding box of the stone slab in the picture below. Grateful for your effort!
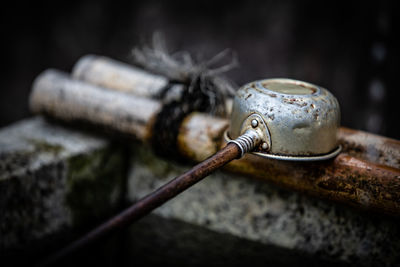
[128,144,400,266]
[0,117,126,254]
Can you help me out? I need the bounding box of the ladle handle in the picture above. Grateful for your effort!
[40,142,242,266]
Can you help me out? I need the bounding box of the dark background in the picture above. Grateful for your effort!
[1,0,399,139]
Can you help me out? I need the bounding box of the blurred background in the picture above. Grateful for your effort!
[1,0,398,139]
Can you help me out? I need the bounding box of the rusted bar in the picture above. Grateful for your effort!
[338,127,400,168]
[227,151,400,215]
[42,142,241,266]
[30,71,400,216]
[178,113,400,216]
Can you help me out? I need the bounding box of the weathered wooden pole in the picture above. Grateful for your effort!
[72,55,171,97]
[30,69,161,141]
[41,142,241,266]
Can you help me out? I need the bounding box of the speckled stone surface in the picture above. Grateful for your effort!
[0,117,126,251]
[125,214,344,266]
[128,144,400,266]
[1,116,399,266]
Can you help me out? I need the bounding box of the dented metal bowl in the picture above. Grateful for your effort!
[227,78,341,161]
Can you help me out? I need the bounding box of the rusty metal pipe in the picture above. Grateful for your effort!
[41,142,241,266]
[179,113,400,216]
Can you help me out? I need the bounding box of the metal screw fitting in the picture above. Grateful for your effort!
[262,142,269,150]
[228,129,261,158]
[251,119,258,128]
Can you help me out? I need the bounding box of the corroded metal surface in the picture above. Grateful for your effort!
[178,113,400,216]
[230,79,340,157]
[339,127,400,168]
[30,69,161,141]
[225,151,400,216]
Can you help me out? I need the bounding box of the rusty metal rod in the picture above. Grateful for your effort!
[41,142,241,266]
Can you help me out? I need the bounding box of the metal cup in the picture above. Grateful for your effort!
[227,78,341,161]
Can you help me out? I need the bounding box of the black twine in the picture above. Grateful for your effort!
[131,33,238,159]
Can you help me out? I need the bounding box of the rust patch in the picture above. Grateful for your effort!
[268,114,275,121]
[298,102,308,107]
[297,82,318,94]
[338,127,400,168]
[245,93,252,100]
[316,176,356,194]
[215,129,400,216]
[282,98,307,107]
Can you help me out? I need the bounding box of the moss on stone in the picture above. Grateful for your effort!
[0,138,65,180]
[0,151,32,180]
[66,145,126,228]
[134,144,185,179]
[25,138,64,155]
